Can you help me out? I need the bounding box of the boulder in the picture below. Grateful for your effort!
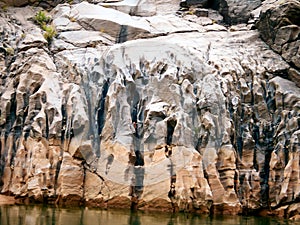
[100,0,181,16]
[51,2,205,43]
[53,1,151,42]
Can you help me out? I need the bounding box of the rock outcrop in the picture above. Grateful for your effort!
[255,0,300,87]
[216,0,262,24]
[0,0,299,219]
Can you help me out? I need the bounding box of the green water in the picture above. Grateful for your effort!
[0,205,298,225]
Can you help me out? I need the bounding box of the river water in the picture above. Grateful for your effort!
[0,205,297,225]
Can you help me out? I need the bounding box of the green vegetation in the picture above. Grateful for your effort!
[187,9,195,15]
[5,47,14,55]
[42,25,57,42]
[1,5,8,12]
[34,10,57,43]
[34,10,51,26]
[69,16,76,22]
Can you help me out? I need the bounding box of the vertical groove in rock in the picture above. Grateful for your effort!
[117,25,128,44]
[166,119,177,146]
[97,81,109,136]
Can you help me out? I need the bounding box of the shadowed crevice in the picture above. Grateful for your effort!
[166,119,177,146]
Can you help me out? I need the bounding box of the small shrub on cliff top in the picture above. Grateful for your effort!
[34,10,57,42]
[34,10,51,26]
[1,5,8,12]
[43,25,57,42]
[5,47,14,55]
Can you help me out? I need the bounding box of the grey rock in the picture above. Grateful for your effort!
[0,0,299,218]
[216,0,261,24]
[100,0,181,16]
[58,31,114,48]
[256,0,300,81]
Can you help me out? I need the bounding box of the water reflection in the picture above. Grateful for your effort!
[0,205,296,225]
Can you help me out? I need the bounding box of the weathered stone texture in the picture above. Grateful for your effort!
[0,0,299,219]
[214,0,262,24]
[256,0,300,85]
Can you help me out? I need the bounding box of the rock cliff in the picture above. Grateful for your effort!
[0,0,299,218]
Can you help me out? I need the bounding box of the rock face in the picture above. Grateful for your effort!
[255,0,300,86]
[179,0,262,25]
[0,0,299,218]
[214,0,261,24]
